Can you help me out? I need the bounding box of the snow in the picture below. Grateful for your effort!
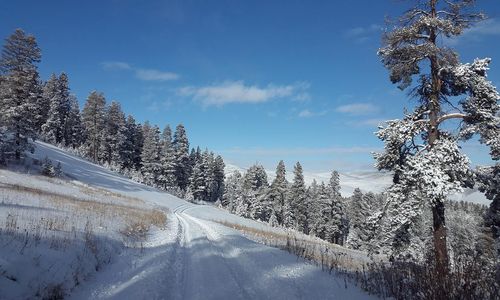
[0,141,376,299]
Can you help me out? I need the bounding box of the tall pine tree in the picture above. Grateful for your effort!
[173,124,190,191]
[159,125,177,190]
[99,101,126,166]
[0,29,42,159]
[42,72,71,144]
[141,122,162,186]
[268,160,289,225]
[376,0,499,280]
[81,91,106,162]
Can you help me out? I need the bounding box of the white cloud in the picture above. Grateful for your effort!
[135,69,179,81]
[344,24,382,43]
[101,61,132,70]
[179,81,310,107]
[446,18,500,46]
[357,118,385,127]
[101,61,179,81]
[336,103,379,115]
[298,109,327,118]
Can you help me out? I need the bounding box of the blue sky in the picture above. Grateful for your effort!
[1,0,499,172]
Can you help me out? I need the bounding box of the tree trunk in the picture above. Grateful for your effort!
[432,201,448,273]
[428,0,449,280]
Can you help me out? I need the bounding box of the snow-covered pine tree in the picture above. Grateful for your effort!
[375,0,499,278]
[210,155,226,203]
[140,122,162,186]
[35,79,51,134]
[307,179,322,236]
[121,115,143,171]
[0,29,42,160]
[477,165,500,247]
[42,73,71,144]
[241,164,269,219]
[41,156,55,177]
[325,171,349,245]
[189,150,208,200]
[81,91,106,162]
[63,95,84,148]
[222,171,243,213]
[158,125,177,190]
[289,162,308,233]
[99,101,127,167]
[313,182,333,239]
[173,124,191,191]
[202,150,215,201]
[346,188,371,249]
[267,160,289,225]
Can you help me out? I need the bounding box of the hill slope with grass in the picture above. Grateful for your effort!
[0,141,375,299]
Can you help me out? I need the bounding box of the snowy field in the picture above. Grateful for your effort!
[0,141,376,299]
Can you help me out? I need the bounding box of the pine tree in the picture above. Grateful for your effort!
[375,0,499,279]
[268,160,289,225]
[241,164,269,218]
[41,156,55,177]
[307,179,323,236]
[158,125,177,190]
[346,188,370,249]
[289,162,308,233]
[99,101,126,166]
[222,171,243,213]
[0,29,42,160]
[81,91,106,162]
[121,115,143,171]
[326,171,349,245]
[477,165,500,243]
[42,73,71,144]
[189,149,208,200]
[210,155,225,202]
[173,124,190,191]
[63,95,83,148]
[140,122,162,186]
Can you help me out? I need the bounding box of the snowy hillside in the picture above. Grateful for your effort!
[0,142,375,299]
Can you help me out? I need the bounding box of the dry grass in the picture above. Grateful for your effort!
[0,181,168,245]
[216,220,363,272]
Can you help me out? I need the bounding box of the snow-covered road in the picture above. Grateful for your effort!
[72,204,373,300]
[32,142,374,299]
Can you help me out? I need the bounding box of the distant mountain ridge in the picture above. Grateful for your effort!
[224,163,489,205]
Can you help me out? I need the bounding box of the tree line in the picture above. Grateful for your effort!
[222,161,349,244]
[0,28,224,202]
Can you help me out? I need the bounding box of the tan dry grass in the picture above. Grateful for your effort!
[0,182,168,242]
[216,220,362,272]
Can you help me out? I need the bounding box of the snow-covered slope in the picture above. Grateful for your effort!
[7,141,375,299]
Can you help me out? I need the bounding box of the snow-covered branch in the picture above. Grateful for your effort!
[437,113,466,124]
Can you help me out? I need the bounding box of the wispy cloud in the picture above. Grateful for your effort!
[336,103,379,115]
[101,61,132,70]
[135,69,179,81]
[146,100,173,112]
[298,109,327,118]
[223,146,379,156]
[102,61,179,81]
[344,24,382,43]
[348,118,386,127]
[178,81,310,107]
[446,18,500,46]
